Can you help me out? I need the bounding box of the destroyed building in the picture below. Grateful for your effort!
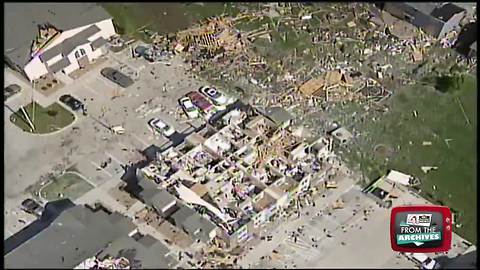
[134,176,179,218]
[169,204,218,244]
[4,199,177,269]
[380,2,466,38]
[129,105,334,249]
[257,106,295,129]
[362,170,419,208]
[330,126,354,145]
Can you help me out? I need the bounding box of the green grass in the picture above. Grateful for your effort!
[10,102,75,134]
[40,172,94,202]
[341,75,477,243]
[101,3,240,39]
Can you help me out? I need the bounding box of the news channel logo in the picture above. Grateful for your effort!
[390,205,452,253]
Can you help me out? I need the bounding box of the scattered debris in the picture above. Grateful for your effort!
[421,166,438,174]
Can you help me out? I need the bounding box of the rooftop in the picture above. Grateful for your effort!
[403,2,466,22]
[97,235,178,269]
[5,3,111,68]
[257,106,294,127]
[5,201,136,269]
[39,24,101,62]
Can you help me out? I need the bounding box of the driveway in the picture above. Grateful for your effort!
[4,49,212,237]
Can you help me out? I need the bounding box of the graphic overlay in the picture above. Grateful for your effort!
[390,205,452,253]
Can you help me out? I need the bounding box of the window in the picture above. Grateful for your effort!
[75,49,86,59]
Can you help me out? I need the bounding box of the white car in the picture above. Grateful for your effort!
[179,97,199,119]
[199,86,228,107]
[148,118,175,137]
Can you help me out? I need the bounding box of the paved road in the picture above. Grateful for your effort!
[237,169,355,268]
[4,48,211,237]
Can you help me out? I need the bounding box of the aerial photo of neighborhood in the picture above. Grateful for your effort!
[4,2,477,269]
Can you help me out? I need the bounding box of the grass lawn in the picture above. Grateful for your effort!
[10,102,75,134]
[40,172,94,202]
[101,3,240,39]
[340,75,477,243]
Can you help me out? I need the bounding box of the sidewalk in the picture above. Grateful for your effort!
[4,67,61,108]
[237,175,355,267]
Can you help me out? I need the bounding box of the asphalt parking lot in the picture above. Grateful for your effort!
[4,46,216,237]
[246,176,472,269]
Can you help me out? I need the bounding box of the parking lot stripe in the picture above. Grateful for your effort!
[118,142,131,151]
[84,84,99,95]
[90,161,113,177]
[105,151,125,166]
[132,134,150,148]
[285,239,311,250]
[79,175,98,188]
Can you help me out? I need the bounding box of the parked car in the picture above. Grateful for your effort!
[59,94,83,111]
[21,198,43,217]
[101,67,134,88]
[179,96,199,119]
[4,84,21,101]
[186,91,215,118]
[199,86,228,106]
[148,118,175,137]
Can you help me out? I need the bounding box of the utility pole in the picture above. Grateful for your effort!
[31,80,35,125]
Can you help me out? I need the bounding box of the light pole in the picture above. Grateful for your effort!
[31,80,36,126]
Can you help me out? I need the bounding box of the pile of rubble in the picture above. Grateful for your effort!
[133,3,474,138]
[75,256,131,269]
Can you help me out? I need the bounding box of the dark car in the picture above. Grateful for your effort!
[4,84,21,100]
[101,67,134,88]
[59,94,83,111]
[21,198,43,217]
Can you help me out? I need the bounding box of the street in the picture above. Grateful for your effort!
[4,47,211,238]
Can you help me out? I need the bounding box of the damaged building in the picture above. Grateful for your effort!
[127,106,335,250]
[380,2,467,38]
[4,3,116,81]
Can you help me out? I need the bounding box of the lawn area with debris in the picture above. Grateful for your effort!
[338,74,477,243]
[39,172,94,202]
[101,3,240,39]
[102,2,477,244]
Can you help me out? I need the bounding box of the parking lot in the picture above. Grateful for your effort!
[244,175,472,269]
[4,46,217,237]
[251,186,416,269]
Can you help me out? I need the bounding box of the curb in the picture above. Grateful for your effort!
[10,113,79,137]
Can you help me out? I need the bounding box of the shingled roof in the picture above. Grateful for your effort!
[5,201,136,269]
[4,3,111,69]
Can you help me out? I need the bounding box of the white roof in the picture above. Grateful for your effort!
[181,98,194,108]
[386,170,412,186]
[175,184,231,223]
[152,119,167,129]
[412,253,429,263]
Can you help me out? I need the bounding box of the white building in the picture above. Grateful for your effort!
[5,3,116,82]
